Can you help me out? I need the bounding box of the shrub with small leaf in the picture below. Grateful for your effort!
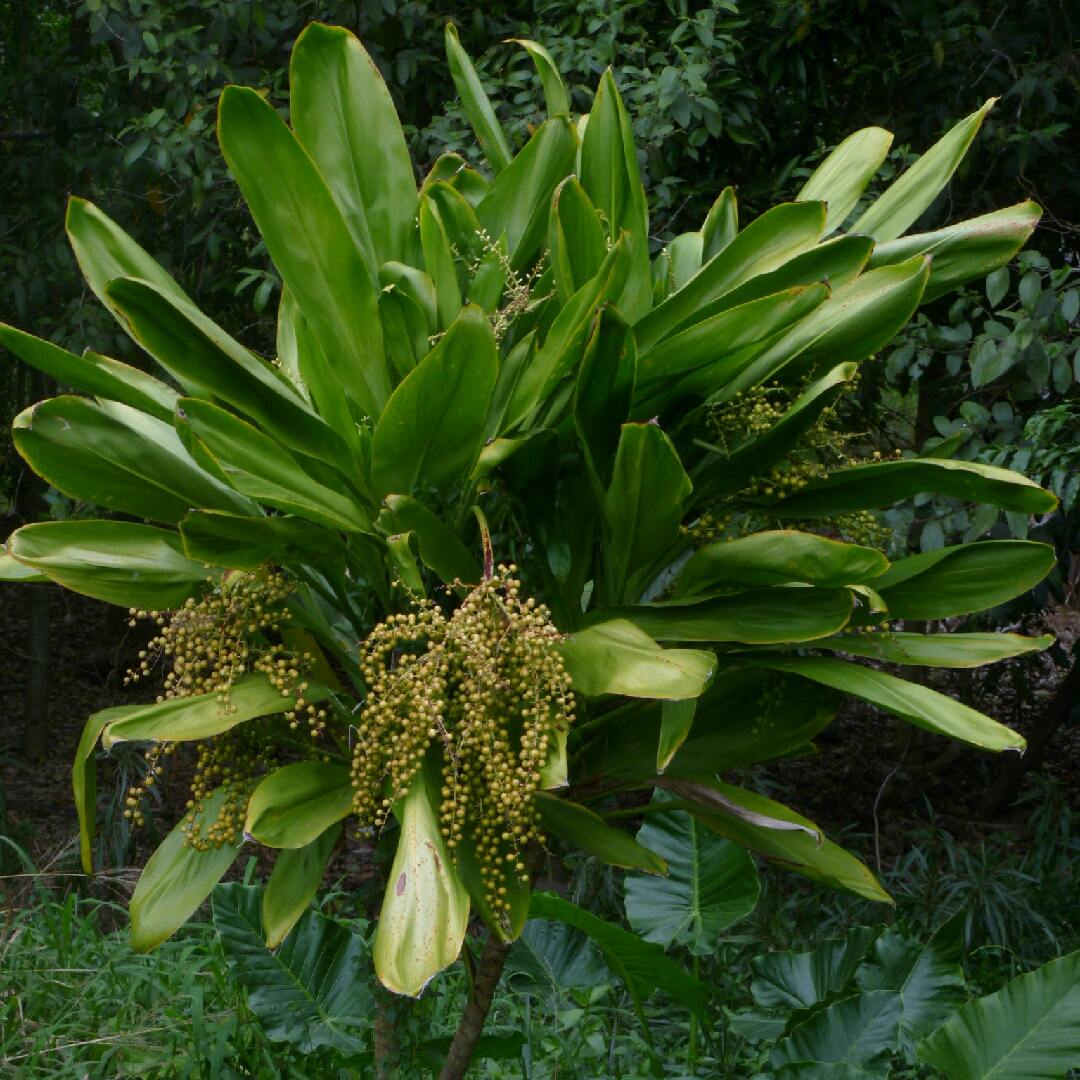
[0,19,1062,1075]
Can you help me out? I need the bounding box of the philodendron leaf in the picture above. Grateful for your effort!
[213,882,373,1053]
[533,791,667,874]
[9,521,211,610]
[810,632,1054,668]
[675,531,887,598]
[217,85,390,420]
[506,918,609,995]
[624,790,759,954]
[246,762,354,849]
[0,323,177,421]
[263,825,342,949]
[867,541,1055,620]
[918,948,1080,1080]
[764,458,1057,518]
[13,396,257,526]
[603,421,692,602]
[856,913,966,1062]
[103,673,326,747]
[798,126,894,235]
[745,655,1024,751]
[371,304,498,501]
[528,892,708,1020]
[560,619,715,699]
[130,786,241,952]
[852,98,996,242]
[290,22,417,275]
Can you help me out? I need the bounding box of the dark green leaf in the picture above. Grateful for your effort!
[444,23,512,174]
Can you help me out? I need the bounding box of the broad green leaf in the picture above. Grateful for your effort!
[9,520,211,610]
[857,913,966,1061]
[380,288,431,381]
[385,531,426,596]
[701,186,738,262]
[753,926,883,1010]
[624,790,759,954]
[73,707,126,873]
[104,672,326,746]
[107,278,357,479]
[263,825,341,948]
[635,201,827,355]
[423,151,490,207]
[657,698,697,773]
[560,619,716,699]
[130,786,241,952]
[506,918,609,994]
[177,398,372,533]
[444,23,512,174]
[277,288,363,462]
[13,396,256,525]
[180,511,344,572]
[636,283,830,388]
[425,179,484,260]
[603,421,692,602]
[217,85,390,419]
[502,240,629,430]
[477,114,577,269]
[0,323,177,422]
[529,892,707,1018]
[574,304,636,490]
[582,666,842,781]
[0,550,47,582]
[771,991,901,1074]
[918,949,1080,1080]
[720,257,930,400]
[687,781,890,902]
[578,69,651,321]
[290,22,416,274]
[371,304,497,500]
[745,655,1024,751]
[690,362,856,506]
[379,261,438,334]
[65,197,239,393]
[852,98,995,242]
[419,194,462,331]
[213,882,373,1053]
[374,762,469,997]
[687,234,874,327]
[798,127,893,234]
[382,495,482,585]
[549,176,606,304]
[587,587,854,644]
[867,202,1041,304]
[765,458,1057,518]
[513,39,570,116]
[666,231,705,293]
[675,531,887,599]
[533,791,667,874]
[812,631,1054,668]
[246,762,353,849]
[870,541,1055,619]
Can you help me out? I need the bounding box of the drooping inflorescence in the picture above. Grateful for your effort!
[350,567,575,912]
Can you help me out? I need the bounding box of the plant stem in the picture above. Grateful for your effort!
[437,932,512,1080]
[688,954,700,1073]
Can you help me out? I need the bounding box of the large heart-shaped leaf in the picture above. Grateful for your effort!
[213,882,373,1053]
[624,790,759,954]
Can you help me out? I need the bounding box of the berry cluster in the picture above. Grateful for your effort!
[350,568,575,913]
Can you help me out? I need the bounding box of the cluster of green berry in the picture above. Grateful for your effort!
[350,567,574,913]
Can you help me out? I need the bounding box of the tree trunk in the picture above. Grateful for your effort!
[982,659,1080,818]
[22,584,50,762]
[437,933,512,1080]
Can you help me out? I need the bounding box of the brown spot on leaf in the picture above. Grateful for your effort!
[397,872,407,895]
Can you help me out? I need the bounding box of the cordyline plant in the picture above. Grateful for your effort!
[0,20,1060,1076]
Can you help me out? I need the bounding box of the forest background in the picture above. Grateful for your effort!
[2,1,1080,1077]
